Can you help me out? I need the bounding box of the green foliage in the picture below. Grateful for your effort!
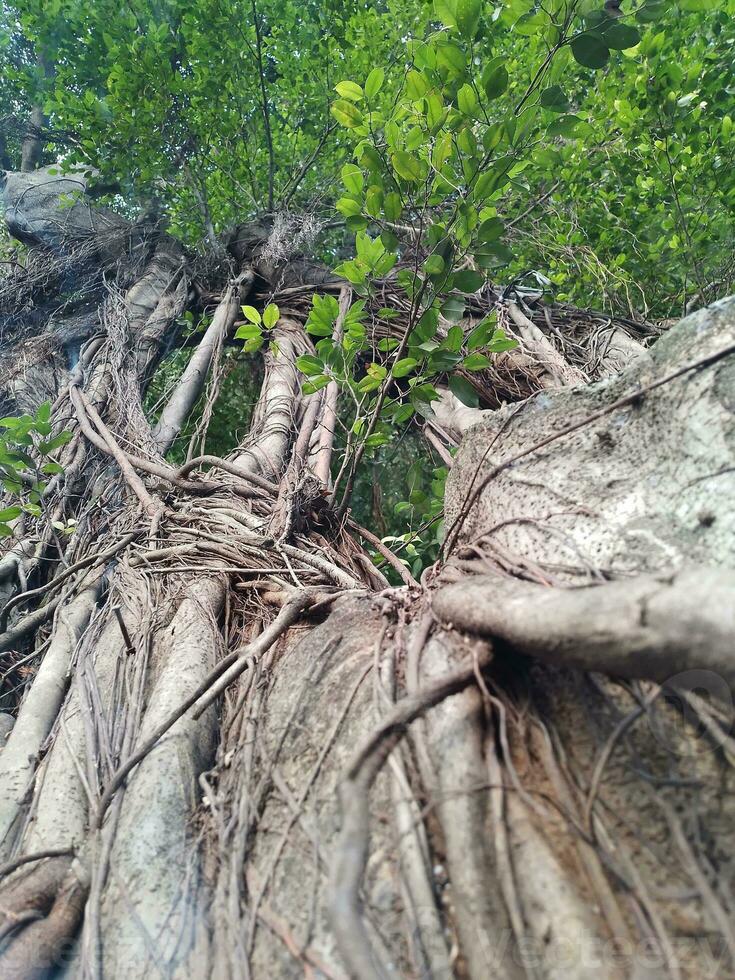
[234,303,280,353]
[0,404,71,537]
[498,0,735,316]
[3,0,732,315]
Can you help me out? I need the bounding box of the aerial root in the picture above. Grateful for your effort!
[327,653,490,980]
[432,565,735,688]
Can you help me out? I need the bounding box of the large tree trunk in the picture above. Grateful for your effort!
[0,169,733,980]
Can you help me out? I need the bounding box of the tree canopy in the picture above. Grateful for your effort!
[2,0,733,315]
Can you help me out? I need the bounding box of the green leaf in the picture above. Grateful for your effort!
[436,42,465,75]
[374,252,397,276]
[445,325,464,351]
[341,164,363,195]
[384,191,402,221]
[406,70,429,100]
[36,402,51,424]
[546,114,584,139]
[453,269,485,292]
[0,524,12,538]
[331,99,364,128]
[416,308,440,341]
[393,357,418,378]
[334,260,367,285]
[440,296,466,322]
[0,506,22,521]
[457,83,478,116]
[424,254,446,277]
[602,23,640,50]
[472,155,514,200]
[679,0,716,9]
[483,62,509,100]
[358,375,382,393]
[302,375,332,394]
[487,329,519,353]
[636,1,667,20]
[263,303,280,329]
[367,362,387,380]
[429,349,462,371]
[514,11,547,36]
[336,197,362,218]
[364,68,385,100]
[235,324,262,340]
[37,432,72,454]
[307,294,339,336]
[433,0,457,30]
[391,151,422,182]
[296,355,325,377]
[449,375,479,407]
[474,241,513,268]
[477,217,504,242]
[392,404,415,423]
[455,0,481,38]
[241,305,261,325]
[539,85,570,112]
[462,353,490,370]
[335,80,364,102]
[570,33,609,70]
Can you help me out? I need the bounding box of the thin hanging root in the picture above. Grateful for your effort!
[177,454,278,494]
[94,589,315,826]
[152,271,252,454]
[247,653,368,940]
[70,385,158,516]
[347,520,419,588]
[313,286,351,485]
[0,531,140,628]
[387,749,452,976]
[0,849,74,884]
[420,638,526,980]
[583,689,660,833]
[246,868,348,980]
[328,655,490,980]
[0,594,63,654]
[650,790,735,967]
